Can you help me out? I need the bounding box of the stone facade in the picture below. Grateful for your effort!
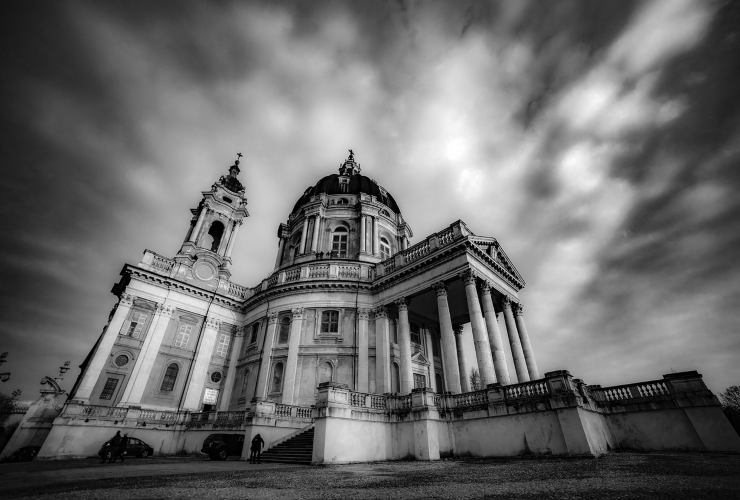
[30,152,740,460]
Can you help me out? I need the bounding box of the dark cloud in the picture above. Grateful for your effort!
[0,0,737,399]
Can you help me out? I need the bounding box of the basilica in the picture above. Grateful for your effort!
[21,152,739,462]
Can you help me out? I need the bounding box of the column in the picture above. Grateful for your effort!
[224,221,242,259]
[360,215,366,254]
[434,283,461,393]
[515,304,540,380]
[462,271,496,386]
[299,218,309,254]
[274,237,285,269]
[188,208,207,243]
[182,316,221,409]
[310,214,321,252]
[372,216,379,256]
[480,283,511,385]
[425,327,437,392]
[256,313,279,399]
[402,236,408,250]
[281,307,303,404]
[73,293,134,402]
[118,302,176,405]
[503,297,529,383]
[374,307,391,393]
[357,309,370,393]
[396,298,413,394]
[454,325,471,392]
[218,327,246,410]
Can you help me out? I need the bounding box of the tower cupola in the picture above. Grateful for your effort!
[173,153,249,284]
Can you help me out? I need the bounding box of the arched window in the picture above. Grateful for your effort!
[278,317,291,344]
[331,226,348,257]
[206,221,225,252]
[271,362,284,393]
[160,363,179,392]
[391,362,400,394]
[379,237,391,260]
[318,362,333,384]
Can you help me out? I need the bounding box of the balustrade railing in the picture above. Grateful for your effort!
[337,265,360,279]
[451,389,489,409]
[590,380,670,403]
[504,380,550,400]
[284,268,301,282]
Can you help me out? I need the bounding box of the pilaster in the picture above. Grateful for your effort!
[396,298,413,394]
[256,312,279,399]
[281,307,304,404]
[73,293,134,402]
[374,307,391,393]
[182,316,221,410]
[357,308,370,393]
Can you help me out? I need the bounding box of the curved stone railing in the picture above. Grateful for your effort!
[257,260,375,292]
[140,250,176,276]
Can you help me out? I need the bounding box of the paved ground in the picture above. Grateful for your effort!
[1,452,739,499]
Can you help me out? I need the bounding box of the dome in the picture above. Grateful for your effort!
[291,173,401,214]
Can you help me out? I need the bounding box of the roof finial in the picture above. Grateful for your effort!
[348,149,354,161]
[235,152,243,165]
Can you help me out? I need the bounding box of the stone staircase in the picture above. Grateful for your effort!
[259,427,314,464]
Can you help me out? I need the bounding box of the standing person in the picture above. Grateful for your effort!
[102,431,122,463]
[249,434,264,463]
[118,434,130,463]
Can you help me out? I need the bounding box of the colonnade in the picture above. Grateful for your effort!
[367,270,540,395]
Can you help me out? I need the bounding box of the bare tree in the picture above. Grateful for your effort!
[470,368,482,391]
[720,386,740,410]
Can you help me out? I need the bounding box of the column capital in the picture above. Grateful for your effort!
[501,296,513,309]
[453,324,464,336]
[433,282,447,297]
[291,307,304,319]
[479,281,492,294]
[460,269,478,285]
[119,293,135,306]
[514,303,525,316]
[395,297,408,311]
[206,316,221,329]
[373,306,387,318]
[267,311,279,324]
[358,308,371,320]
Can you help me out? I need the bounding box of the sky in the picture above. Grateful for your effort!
[1,0,739,401]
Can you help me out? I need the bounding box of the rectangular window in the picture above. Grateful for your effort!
[332,234,348,257]
[125,311,148,338]
[320,310,339,333]
[174,324,193,348]
[249,323,259,344]
[413,373,426,390]
[215,334,230,357]
[100,377,119,400]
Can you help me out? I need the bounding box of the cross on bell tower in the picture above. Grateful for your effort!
[174,153,250,282]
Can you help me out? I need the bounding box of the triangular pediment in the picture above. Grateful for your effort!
[411,350,430,365]
[470,237,525,285]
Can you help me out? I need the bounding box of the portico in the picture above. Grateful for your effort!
[366,220,541,393]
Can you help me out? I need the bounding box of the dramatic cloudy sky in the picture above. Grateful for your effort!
[1,0,739,399]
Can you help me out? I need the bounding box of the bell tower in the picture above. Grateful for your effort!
[174,153,249,282]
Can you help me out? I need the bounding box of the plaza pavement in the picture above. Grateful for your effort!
[1,452,739,499]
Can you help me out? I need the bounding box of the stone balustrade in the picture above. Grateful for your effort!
[140,250,176,275]
[375,220,471,277]
[260,260,375,290]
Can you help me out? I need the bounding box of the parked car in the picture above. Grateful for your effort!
[2,446,40,462]
[201,433,244,460]
[97,436,154,460]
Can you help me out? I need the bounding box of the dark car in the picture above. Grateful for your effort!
[3,446,40,462]
[201,433,244,460]
[98,437,154,460]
